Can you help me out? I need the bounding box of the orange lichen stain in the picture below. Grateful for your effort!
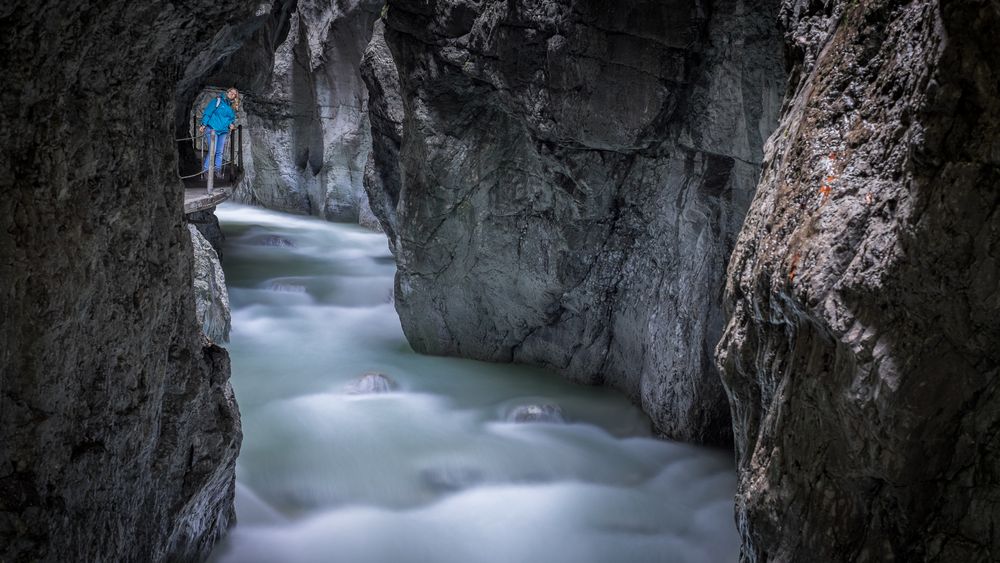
[819,154,838,205]
[788,252,802,283]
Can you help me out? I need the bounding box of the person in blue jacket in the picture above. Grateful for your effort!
[198,87,240,177]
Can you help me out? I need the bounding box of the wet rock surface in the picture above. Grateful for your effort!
[188,208,227,259]
[717,0,1000,560]
[507,404,565,424]
[347,372,400,394]
[364,0,786,443]
[189,224,232,343]
[0,1,283,560]
[361,21,405,249]
[233,0,383,224]
[258,234,295,247]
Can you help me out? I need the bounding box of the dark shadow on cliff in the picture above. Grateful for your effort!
[0,2,296,561]
[717,0,1000,559]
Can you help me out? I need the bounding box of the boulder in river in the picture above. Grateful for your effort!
[347,372,399,394]
[508,403,565,424]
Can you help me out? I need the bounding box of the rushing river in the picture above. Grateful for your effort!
[209,204,739,563]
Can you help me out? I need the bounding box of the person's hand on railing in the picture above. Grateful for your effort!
[198,125,206,134]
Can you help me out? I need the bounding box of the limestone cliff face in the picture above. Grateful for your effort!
[0,1,285,560]
[234,0,383,225]
[361,21,404,248]
[717,0,1000,560]
[189,224,232,343]
[364,0,786,443]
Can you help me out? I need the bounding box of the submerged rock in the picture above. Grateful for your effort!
[717,0,1000,560]
[259,235,295,247]
[189,224,232,342]
[347,372,399,394]
[421,466,484,493]
[266,281,308,293]
[507,404,565,424]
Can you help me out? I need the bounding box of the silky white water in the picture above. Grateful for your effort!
[209,203,739,563]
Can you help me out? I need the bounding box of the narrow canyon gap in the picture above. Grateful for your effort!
[2,0,999,561]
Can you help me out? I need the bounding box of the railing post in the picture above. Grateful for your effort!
[192,113,197,149]
[229,126,236,182]
[238,125,243,174]
[207,131,216,194]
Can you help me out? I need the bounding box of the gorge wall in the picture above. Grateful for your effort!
[0,1,290,560]
[231,0,384,225]
[189,223,232,344]
[367,0,1000,558]
[717,0,1000,560]
[363,0,786,444]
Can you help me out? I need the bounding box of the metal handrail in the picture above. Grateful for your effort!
[176,124,244,184]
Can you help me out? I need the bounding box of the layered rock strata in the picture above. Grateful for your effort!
[717,0,1000,560]
[233,0,384,225]
[0,1,282,560]
[364,0,786,443]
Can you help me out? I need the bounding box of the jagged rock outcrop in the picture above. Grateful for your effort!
[361,20,405,246]
[188,209,227,259]
[189,224,232,343]
[717,0,1000,560]
[0,1,293,560]
[233,0,383,225]
[364,0,786,443]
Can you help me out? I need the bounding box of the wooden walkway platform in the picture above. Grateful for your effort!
[177,124,244,215]
[184,179,234,214]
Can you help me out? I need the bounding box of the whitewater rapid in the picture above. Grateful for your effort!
[208,204,739,563]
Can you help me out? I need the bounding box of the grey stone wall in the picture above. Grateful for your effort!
[233,0,384,225]
[0,1,289,560]
[189,224,232,343]
[361,20,404,247]
[717,0,1000,559]
[363,0,786,444]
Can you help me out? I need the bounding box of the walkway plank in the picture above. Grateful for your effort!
[184,187,232,214]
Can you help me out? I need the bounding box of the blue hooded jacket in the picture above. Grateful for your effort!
[201,95,236,132]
